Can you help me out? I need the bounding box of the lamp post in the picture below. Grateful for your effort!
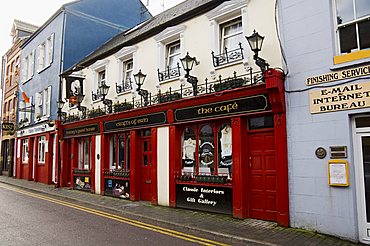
[180,52,199,96]
[99,81,112,113]
[246,30,269,75]
[134,69,149,106]
[56,99,65,188]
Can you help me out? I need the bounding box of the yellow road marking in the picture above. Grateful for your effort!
[0,184,229,246]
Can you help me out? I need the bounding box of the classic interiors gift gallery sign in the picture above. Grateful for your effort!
[309,81,370,114]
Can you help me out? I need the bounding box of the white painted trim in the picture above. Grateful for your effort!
[52,135,56,183]
[157,127,169,206]
[205,0,247,21]
[114,45,138,60]
[95,135,101,194]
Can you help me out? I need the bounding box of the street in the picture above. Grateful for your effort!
[0,184,229,246]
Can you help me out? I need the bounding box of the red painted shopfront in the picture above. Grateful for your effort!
[59,69,289,226]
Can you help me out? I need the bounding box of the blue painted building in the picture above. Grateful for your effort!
[280,0,370,243]
[16,0,151,185]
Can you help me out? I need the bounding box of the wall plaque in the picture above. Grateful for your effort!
[309,81,370,114]
[328,160,349,187]
[174,94,269,122]
[64,124,100,138]
[2,122,14,131]
[104,112,166,132]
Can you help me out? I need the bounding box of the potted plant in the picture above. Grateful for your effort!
[158,91,181,103]
[88,108,105,118]
[214,78,244,92]
[113,102,133,113]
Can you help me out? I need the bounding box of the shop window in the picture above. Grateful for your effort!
[78,138,91,170]
[181,122,232,178]
[38,136,46,163]
[109,133,130,171]
[22,139,29,163]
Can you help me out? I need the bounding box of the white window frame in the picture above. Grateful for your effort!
[220,17,243,52]
[155,25,186,86]
[114,45,137,95]
[22,139,29,163]
[22,50,35,83]
[38,136,46,163]
[90,59,109,102]
[206,0,248,74]
[37,33,54,73]
[333,0,370,55]
[166,40,181,69]
[35,92,43,121]
[43,86,51,118]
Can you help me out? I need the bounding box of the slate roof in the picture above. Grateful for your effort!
[63,0,226,75]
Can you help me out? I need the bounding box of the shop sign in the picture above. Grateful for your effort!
[174,94,269,122]
[64,124,100,138]
[104,179,130,199]
[74,175,91,192]
[104,112,167,132]
[306,64,370,86]
[309,81,370,114]
[2,122,14,131]
[16,124,55,137]
[176,184,232,214]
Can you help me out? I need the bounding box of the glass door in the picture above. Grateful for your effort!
[354,131,370,243]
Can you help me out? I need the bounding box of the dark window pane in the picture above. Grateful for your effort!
[356,117,370,128]
[249,116,274,130]
[359,19,370,50]
[199,125,214,173]
[339,23,358,53]
[141,129,151,137]
[356,0,370,19]
[118,136,124,169]
[126,135,130,170]
[336,0,354,24]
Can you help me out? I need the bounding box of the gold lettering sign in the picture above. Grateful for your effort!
[306,65,370,86]
[309,81,370,113]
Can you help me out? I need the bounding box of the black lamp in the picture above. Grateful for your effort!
[180,52,199,96]
[99,81,112,113]
[134,69,149,106]
[246,30,269,75]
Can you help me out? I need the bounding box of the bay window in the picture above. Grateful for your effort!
[181,122,232,178]
[109,133,130,171]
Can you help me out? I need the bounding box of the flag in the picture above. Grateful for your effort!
[22,92,30,104]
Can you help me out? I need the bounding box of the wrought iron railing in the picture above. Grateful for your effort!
[157,63,181,82]
[116,79,133,94]
[91,89,101,101]
[211,43,244,67]
[62,68,263,124]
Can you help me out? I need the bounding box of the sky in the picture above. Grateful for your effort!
[0,0,185,58]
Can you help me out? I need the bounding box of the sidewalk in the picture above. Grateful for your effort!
[0,176,361,245]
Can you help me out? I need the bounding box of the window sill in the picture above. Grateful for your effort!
[332,50,370,67]
[37,64,51,74]
[117,90,132,96]
[22,76,33,84]
[214,59,245,70]
[159,76,180,85]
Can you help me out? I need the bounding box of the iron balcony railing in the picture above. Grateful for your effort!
[62,68,263,124]
[116,78,133,94]
[211,43,244,67]
[157,63,181,82]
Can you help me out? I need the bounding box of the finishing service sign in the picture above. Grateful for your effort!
[309,81,370,113]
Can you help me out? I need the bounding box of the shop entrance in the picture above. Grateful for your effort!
[248,129,277,221]
[140,129,152,201]
[353,117,370,243]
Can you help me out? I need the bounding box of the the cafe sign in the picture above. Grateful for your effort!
[104,112,167,132]
[2,122,14,131]
[309,81,370,114]
[174,94,269,122]
[63,124,100,138]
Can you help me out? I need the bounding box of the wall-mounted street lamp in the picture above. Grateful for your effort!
[134,69,149,106]
[57,100,66,120]
[246,30,269,75]
[99,81,112,113]
[180,52,199,96]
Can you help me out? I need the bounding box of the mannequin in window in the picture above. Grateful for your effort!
[182,138,196,167]
[220,124,232,178]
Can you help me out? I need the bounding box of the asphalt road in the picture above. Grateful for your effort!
[0,184,228,246]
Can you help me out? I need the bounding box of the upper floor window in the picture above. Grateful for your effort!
[21,50,35,83]
[98,70,106,87]
[335,0,370,54]
[9,60,16,86]
[155,25,185,83]
[90,59,109,101]
[37,34,54,72]
[207,0,247,70]
[166,41,181,69]
[8,99,12,121]
[35,86,51,121]
[220,17,243,51]
[117,59,133,93]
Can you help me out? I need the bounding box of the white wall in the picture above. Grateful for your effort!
[157,127,169,206]
[95,135,101,194]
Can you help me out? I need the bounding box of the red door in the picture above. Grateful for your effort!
[140,134,152,201]
[248,130,277,221]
